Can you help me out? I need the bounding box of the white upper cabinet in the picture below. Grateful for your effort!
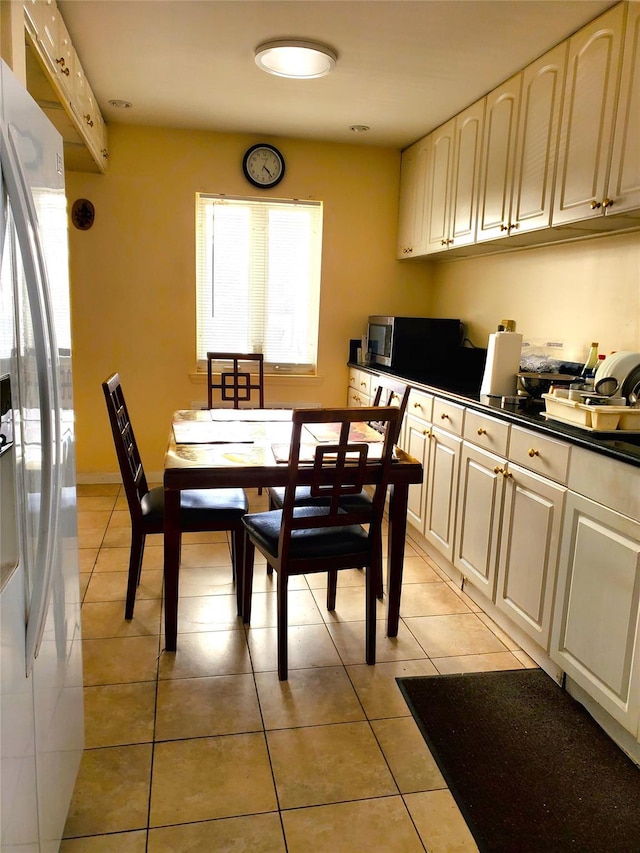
[477,43,567,243]
[553,3,625,225]
[23,0,109,172]
[608,0,640,217]
[396,136,431,259]
[476,75,522,242]
[424,118,455,253]
[424,100,484,253]
[398,2,639,258]
[511,43,567,235]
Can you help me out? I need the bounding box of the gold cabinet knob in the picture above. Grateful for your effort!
[602,198,614,209]
[503,470,513,479]
[413,402,422,409]
[360,381,367,387]
[441,413,449,420]
[84,114,94,127]
[528,448,539,457]
[477,427,487,436]
[590,200,602,210]
[493,466,504,475]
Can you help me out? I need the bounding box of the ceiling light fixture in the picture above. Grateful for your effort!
[350,125,370,133]
[254,39,337,79]
[108,99,133,109]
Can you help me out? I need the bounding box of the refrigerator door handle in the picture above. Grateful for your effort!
[0,123,62,673]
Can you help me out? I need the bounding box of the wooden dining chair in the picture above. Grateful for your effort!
[240,405,400,680]
[266,377,411,597]
[206,352,264,409]
[102,373,248,619]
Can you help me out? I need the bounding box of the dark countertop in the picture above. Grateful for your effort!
[349,362,640,468]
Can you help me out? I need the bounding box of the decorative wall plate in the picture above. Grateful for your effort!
[71,198,95,230]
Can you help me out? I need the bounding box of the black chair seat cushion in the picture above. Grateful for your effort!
[142,486,248,525]
[242,506,368,561]
[268,485,373,510]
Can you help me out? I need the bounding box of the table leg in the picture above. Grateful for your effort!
[164,487,181,651]
[386,483,409,637]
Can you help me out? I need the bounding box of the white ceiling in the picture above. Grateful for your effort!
[57,0,617,150]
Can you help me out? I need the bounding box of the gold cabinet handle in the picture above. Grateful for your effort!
[390,392,398,401]
[493,466,504,475]
[55,57,70,75]
[503,469,513,479]
[440,412,449,420]
[360,381,367,387]
[101,149,109,159]
[602,198,614,209]
[528,448,539,458]
[477,427,487,436]
[413,402,422,409]
[590,200,602,210]
[403,247,413,254]
[84,114,94,127]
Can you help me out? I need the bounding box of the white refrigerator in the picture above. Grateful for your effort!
[0,59,83,852]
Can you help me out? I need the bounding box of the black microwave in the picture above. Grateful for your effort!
[367,316,463,371]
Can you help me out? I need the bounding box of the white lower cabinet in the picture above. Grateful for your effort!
[551,491,640,735]
[424,427,461,562]
[453,442,505,598]
[495,463,565,649]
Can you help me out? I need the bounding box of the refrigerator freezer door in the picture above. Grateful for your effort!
[0,58,83,853]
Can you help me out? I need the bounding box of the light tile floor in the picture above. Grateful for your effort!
[62,483,537,852]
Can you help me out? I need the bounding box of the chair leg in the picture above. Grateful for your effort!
[277,572,289,681]
[230,526,243,584]
[241,536,256,622]
[327,570,338,611]
[365,564,377,666]
[125,531,145,620]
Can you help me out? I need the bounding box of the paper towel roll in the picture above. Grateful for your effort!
[480,331,523,397]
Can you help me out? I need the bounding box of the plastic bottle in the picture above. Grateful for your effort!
[580,342,599,378]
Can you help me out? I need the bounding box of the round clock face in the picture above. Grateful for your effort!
[242,144,285,188]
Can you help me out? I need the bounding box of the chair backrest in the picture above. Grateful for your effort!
[102,373,148,519]
[278,406,400,561]
[370,376,412,442]
[206,352,265,409]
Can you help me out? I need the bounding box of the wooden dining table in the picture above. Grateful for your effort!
[163,408,423,651]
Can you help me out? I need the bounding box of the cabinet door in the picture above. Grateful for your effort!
[477,76,521,242]
[424,118,455,253]
[608,0,640,217]
[553,4,624,225]
[449,100,485,248]
[551,492,640,734]
[424,428,461,561]
[453,443,505,597]
[404,414,431,530]
[396,136,430,258]
[496,464,565,649]
[511,43,567,235]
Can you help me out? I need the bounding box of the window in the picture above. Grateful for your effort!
[196,194,323,374]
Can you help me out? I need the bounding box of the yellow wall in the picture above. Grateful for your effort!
[429,232,640,361]
[66,125,433,477]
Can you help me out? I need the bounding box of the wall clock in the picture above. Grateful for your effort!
[242,144,285,189]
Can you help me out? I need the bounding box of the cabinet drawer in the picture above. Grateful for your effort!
[406,389,433,423]
[432,398,465,435]
[348,368,373,396]
[464,410,510,456]
[509,425,570,484]
[347,387,371,408]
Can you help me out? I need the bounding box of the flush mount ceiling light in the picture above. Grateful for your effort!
[254,39,337,79]
[108,99,133,109]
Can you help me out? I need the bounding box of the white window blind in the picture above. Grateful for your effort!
[196,194,323,373]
